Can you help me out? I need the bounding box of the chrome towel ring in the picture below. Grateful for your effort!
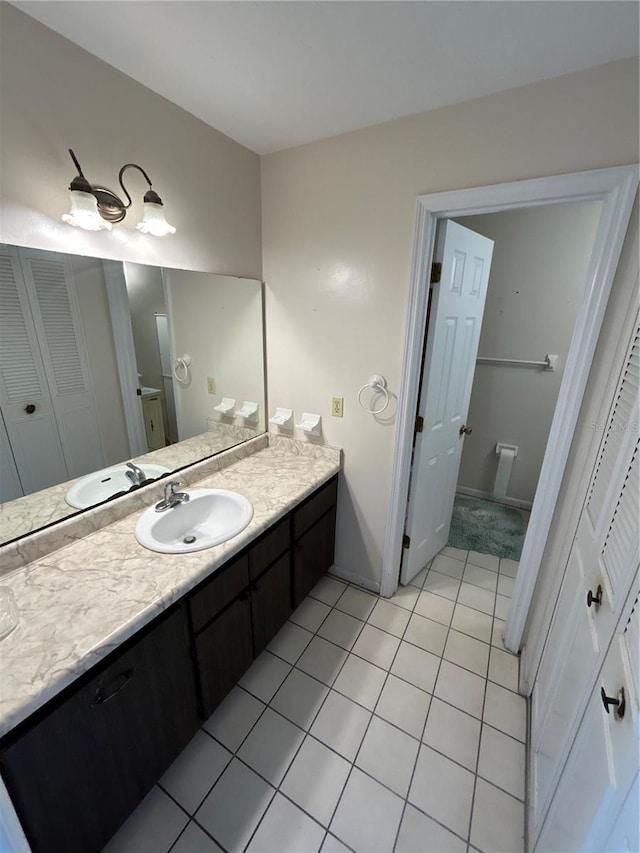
[358,374,390,415]
[173,354,191,383]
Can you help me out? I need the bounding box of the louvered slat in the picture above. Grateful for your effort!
[587,327,640,527]
[29,259,86,396]
[602,440,639,593]
[0,255,43,401]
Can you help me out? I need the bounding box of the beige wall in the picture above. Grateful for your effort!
[163,271,265,441]
[262,58,639,590]
[0,4,262,279]
[456,202,602,505]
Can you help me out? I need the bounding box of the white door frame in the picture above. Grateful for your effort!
[380,165,638,659]
[103,260,148,458]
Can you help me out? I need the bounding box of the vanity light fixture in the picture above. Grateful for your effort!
[62,149,176,236]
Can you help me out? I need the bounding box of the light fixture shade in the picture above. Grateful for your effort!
[62,190,112,231]
[136,202,176,236]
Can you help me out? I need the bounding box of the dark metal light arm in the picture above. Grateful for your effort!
[117,162,163,210]
[64,148,174,233]
[66,149,165,223]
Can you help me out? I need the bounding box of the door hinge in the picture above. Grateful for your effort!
[431,262,442,284]
[415,415,424,433]
[403,534,411,549]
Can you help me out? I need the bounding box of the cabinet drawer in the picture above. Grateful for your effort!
[190,554,249,633]
[249,517,290,581]
[293,477,338,540]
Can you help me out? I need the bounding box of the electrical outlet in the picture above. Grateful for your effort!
[207,377,216,394]
[331,397,344,418]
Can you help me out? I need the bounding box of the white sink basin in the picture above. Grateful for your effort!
[65,463,171,509]
[135,489,253,554]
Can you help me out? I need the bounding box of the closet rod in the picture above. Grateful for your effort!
[476,354,557,371]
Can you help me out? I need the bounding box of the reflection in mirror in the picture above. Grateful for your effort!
[0,244,265,545]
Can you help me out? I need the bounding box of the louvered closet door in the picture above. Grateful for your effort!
[536,580,639,852]
[18,248,104,480]
[0,245,68,493]
[531,317,640,844]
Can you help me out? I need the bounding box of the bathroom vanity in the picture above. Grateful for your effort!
[0,437,340,853]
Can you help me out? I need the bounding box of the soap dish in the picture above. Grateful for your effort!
[0,587,19,640]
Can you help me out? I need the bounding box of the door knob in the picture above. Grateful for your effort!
[600,685,625,719]
[586,585,603,608]
[24,403,36,415]
[459,425,472,436]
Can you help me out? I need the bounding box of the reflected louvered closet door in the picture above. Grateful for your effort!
[19,249,104,480]
[531,314,640,843]
[0,245,68,494]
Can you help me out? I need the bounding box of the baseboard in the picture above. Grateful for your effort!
[456,486,533,511]
[328,564,381,595]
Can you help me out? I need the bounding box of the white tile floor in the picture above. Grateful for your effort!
[104,548,526,853]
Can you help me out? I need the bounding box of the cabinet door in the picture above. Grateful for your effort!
[0,607,198,853]
[190,554,250,633]
[142,394,166,451]
[195,595,254,718]
[251,552,292,655]
[293,509,336,606]
[535,586,639,852]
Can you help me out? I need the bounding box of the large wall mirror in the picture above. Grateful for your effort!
[0,244,266,545]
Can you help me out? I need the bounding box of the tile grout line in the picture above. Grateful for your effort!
[391,552,490,851]
[160,561,521,853]
[241,583,373,852]
[322,567,431,851]
[463,555,501,853]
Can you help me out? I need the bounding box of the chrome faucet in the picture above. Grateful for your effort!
[125,461,145,486]
[155,481,190,512]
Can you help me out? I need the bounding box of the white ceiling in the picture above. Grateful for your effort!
[13,1,639,154]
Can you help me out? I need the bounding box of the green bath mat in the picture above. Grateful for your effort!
[448,495,525,561]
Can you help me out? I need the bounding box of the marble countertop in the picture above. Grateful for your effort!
[0,436,340,739]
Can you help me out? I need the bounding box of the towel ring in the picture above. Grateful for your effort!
[358,374,390,415]
[173,354,191,383]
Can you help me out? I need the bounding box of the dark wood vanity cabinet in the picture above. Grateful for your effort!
[0,475,338,852]
[292,476,338,605]
[191,517,293,717]
[0,606,199,853]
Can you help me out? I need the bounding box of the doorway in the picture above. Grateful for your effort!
[446,201,601,566]
[380,166,637,659]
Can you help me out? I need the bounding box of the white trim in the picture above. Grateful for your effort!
[103,261,147,458]
[381,166,638,658]
[456,486,533,512]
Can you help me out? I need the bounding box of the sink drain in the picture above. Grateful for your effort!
[183,535,197,544]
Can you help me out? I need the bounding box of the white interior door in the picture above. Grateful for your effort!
[401,220,494,584]
[0,408,24,502]
[19,248,105,479]
[531,317,639,843]
[0,246,69,493]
